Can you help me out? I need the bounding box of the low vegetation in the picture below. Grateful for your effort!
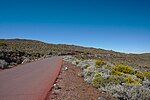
[114,65,134,74]
[64,56,150,100]
[95,65,101,69]
[111,70,124,76]
[95,60,106,66]
[144,72,150,80]
[135,73,145,81]
[0,41,7,46]
[125,76,141,85]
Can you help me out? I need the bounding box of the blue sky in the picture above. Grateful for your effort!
[0,0,150,54]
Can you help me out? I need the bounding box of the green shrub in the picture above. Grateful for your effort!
[95,60,106,66]
[125,76,141,85]
[105,65,115,70]
[85,64,90,68]
[111,70,124,76]
[114,65,134,74]
[107,76,125,85]
[144,72,150,80]
[92,77,105,88]
[92,76,125,88]
[76,61,79,65]
[95,73,101,78]
[95,65,101,69]
[135,73,145,80]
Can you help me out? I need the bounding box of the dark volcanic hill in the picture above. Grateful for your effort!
[0,39,150,70]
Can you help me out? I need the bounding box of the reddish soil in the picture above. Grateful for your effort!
[46,62,113,100]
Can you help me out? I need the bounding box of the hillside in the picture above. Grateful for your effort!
[0,39,150,70]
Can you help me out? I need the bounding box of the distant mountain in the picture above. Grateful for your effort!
[0,39,150,70]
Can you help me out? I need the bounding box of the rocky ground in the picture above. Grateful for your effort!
[46,62,113,100]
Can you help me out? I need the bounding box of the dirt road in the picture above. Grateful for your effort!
[0,56,62,100]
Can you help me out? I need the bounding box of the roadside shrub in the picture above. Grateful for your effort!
[144,72,150,80]
[85,64,90,68]
[92,76,125,88]
[114,65,134,74]
[135,73,145,80]
[75,61,79,65]
[125,76,141,85]
[111,70,124,76]
[95,73,101,78]
[92,76,105,88]
[95,60,106,66]
[105,65,114,70]
[107,76,125,85]
[95,65,101,69]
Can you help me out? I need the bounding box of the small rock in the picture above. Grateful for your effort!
[64,67,68,70]
[98,96,107,100]
[53,83,57,87]
[53,84,61,89]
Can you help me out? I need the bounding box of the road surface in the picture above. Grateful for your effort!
[0,56,63,100]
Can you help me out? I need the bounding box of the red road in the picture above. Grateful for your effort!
[0,56,62,100]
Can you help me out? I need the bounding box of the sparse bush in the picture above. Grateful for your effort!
[114,65,134,74]
[95,73,101,78]
[92,76,125,88]
[95,60,106,66]
[76,61,79,65]
[92,76,105,88]
[85,64,90,68]
[135,73,145,80]
[105,65,114,70]
[95,65,101,69]
[111,70,124,76]
[107,76,125,85]
[125,76,141,85]
[144,72,150,80]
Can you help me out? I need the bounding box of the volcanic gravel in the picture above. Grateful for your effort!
[46,62,113,100]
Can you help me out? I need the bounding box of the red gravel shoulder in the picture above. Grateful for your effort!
[47,62,113,100]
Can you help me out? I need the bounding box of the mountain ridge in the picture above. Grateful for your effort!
[0,38,150,69]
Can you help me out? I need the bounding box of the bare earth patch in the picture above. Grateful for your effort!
[46,62,113,100]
